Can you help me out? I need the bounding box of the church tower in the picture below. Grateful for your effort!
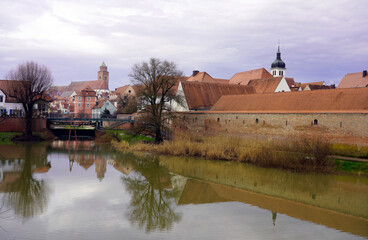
[270,45,286,77]
[98,62,109,89]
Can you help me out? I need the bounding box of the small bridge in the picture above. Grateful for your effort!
[47,115,133,129]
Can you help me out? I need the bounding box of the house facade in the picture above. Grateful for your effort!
[92,99,117,118]
[0,80,24,117]
[73,87,97,117]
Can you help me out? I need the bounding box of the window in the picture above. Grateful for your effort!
[128,90,131,93]
[279,71,283,76]
[314,119,318,125]
[340,122,342,128]
[256,118,259,124]
[217,118,220,122]
[105,76,107,80]
[87,97,91,101]
[236,116,238,119]
[87,103,90,108]
[78,96,81,101]
[78,103,81,107]
[0,96,3,102]
[9,109,13,115]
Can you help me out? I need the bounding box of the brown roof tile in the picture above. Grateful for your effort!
[300,81,325,90]
[181,81,256,110]
[247,77,284,93]
[229,68,273,85]
[65,80,108,92]
[93,100,106,109]
[338,72,368,88]
[115,85,129,95]
[211,88,368,112]
[186,72,218,83]
[0,80,21,103]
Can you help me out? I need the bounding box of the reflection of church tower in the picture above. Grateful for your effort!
[95,157,106,181]
[270,44,286,77]
[98,62,109,89]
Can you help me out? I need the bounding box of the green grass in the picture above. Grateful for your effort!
[0,132,22,144]
[335,159,368,174]
[97,129,154,144]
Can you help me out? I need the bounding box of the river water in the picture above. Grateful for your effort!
[0,141,367,240]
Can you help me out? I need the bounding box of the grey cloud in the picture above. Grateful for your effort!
[1,0,367,89]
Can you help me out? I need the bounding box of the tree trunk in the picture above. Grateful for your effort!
[155,128,163,144]
[25,106,33,137]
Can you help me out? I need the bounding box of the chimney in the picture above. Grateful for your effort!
[192,70,199,77]
[363,70,367,78]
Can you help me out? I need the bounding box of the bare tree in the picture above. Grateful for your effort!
[129,58,183,144]
[117,95,138,114]
[6,61,53,138]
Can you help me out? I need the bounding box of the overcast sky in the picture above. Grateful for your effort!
[0,0,367,90]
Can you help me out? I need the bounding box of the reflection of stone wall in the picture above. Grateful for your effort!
[176,112,368,145]
[179,178,368,238]
[159,155,368,219]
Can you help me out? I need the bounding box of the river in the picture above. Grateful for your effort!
[0,141,367,240]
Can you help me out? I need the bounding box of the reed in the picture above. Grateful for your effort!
[112,133,335,172]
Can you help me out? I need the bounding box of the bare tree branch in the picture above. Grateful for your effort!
[129,58,183,144]
[5,61,53,137]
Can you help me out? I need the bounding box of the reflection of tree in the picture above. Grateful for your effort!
[122,156,182,232]
[4,144,50,219]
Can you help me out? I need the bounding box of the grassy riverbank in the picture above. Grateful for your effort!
[111,134,341,172]
[96,129,154,144]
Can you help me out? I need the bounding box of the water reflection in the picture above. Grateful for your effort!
[0,141,367,239]
[120,155,182,232]
[0,144,50,219]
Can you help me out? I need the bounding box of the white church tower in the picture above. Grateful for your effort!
[270,44,286,77]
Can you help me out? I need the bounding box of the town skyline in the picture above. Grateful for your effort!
[1,0,367,90]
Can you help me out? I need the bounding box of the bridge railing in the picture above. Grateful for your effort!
[46,113,132,122]
[48,113,114,119]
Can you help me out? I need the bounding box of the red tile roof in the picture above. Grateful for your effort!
[76,87,97,97]
[338,72,368,88]
[229,68,273,85]
[115,85,129,95]
[181,81,256,110]
[211,87,368,113]
[299,81,325,90]
[247,77,284,93]
[93,100,106,109]
[65,80,108,92]
[0,80,19,103]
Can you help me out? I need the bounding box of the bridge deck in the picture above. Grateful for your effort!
[47,117,132,122]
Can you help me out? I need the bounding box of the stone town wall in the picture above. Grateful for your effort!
[176,112,368,145]
[0,117,47,132]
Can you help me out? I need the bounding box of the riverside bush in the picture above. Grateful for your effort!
[113,133,336,172]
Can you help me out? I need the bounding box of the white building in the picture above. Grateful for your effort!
[92,99,117,118]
